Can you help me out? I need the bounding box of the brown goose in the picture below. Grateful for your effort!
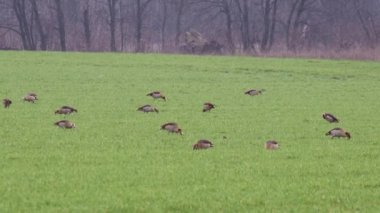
[54,120,76,129]
[55,106,78,115]
[161,122,182,135]
[265,140,279,150]
[325,128,351,139]
[245,89,264,96]
[147,91,166,101]
[137,104,159,113]
[203,102,215,112]
[322,112,339,123]
[2,98,12,108]
[193,139,214,150]
[23,95,37,103]
[27,92,38,99]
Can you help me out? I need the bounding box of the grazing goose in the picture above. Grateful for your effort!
[27,92,38,99]
[55,106,78,115]
[147,91,166,101]
[203,102,215,112]
[54,120,76,129]
[137,104,159,113]
[23,95,37,103]
[193,139,214,150]
[2,98,12,108]
[245,89,264,96]
[325,128,351,139]
[161,122,182,135]
[265,140,279,150]
[322,112,339,123]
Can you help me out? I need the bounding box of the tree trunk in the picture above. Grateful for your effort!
[222,0,235,54]
[290,0,306,51]
[119,0,126,51]
[161,0,167,51]
[354,1,374,48]
[30,0,46,50]
[136,0,142,52]
[83,5,91,50]
[108,0,117,52]
[55,0,66,51]
[242,0,250,52]
[174,0,184,47]
[13,0,35,50]
[286,0,299,50]
[268,0,278,51]
[236,0,250,52]
[135,0,152,52]
[260,0,271,52]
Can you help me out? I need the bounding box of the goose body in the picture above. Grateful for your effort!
[161,122,182,135]
[137,104,159,113]
[325,128,351,139]
[193,139,214,150]
[54,120,76,129]
[23,95,37,103]
[147,91,166,101]
[203,102,215,112]
[2,98,12,108]
[55,106,78,115]
[265,140,279,150]
[322,113,339,123]
[245,89,263,96]
[27,92,38,99]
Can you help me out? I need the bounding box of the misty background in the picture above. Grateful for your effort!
[1,0,379,59]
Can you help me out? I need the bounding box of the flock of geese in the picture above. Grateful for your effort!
[2,89,351,151]
[3,92,78,129]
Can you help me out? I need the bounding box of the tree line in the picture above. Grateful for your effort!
[0,0,379,55]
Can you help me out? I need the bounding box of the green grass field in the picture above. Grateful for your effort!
[1,51,380,212]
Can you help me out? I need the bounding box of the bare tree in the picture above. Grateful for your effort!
[201,0,235,53]
[54,0,66,51]
[173,0,185,47]
[30,0,46,50]
[119,0,126,51]
[160,0,167,50]
[354,0,379,48]
[82,1,91,50]
[261,0,271,51]
[260,0,278,52]
[134,0,153,52]
[221,0,235,54]
[235,0,251,52]
[13,0,35,50]
[285,0,307,51]
[268,0,278,50]
[107,0,118,51]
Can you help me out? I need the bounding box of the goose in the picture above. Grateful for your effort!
[325,128,351,139]
[193,139,214,150]
[23,95,37,103]
[54,120,76,129]
[161,122,182,135]
[265,140,279,150]
[137,104,159,113]
[2,98,12,108]
[245,89,264,96]
[55,106,78,115]
[322,112,339,123]
[27,92,38,99]
[147,91,166,101]
[203,102,215,112]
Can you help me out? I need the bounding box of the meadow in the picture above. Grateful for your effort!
[1,51,380,212]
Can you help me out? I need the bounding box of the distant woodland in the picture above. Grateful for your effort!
[1,0,380,58]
